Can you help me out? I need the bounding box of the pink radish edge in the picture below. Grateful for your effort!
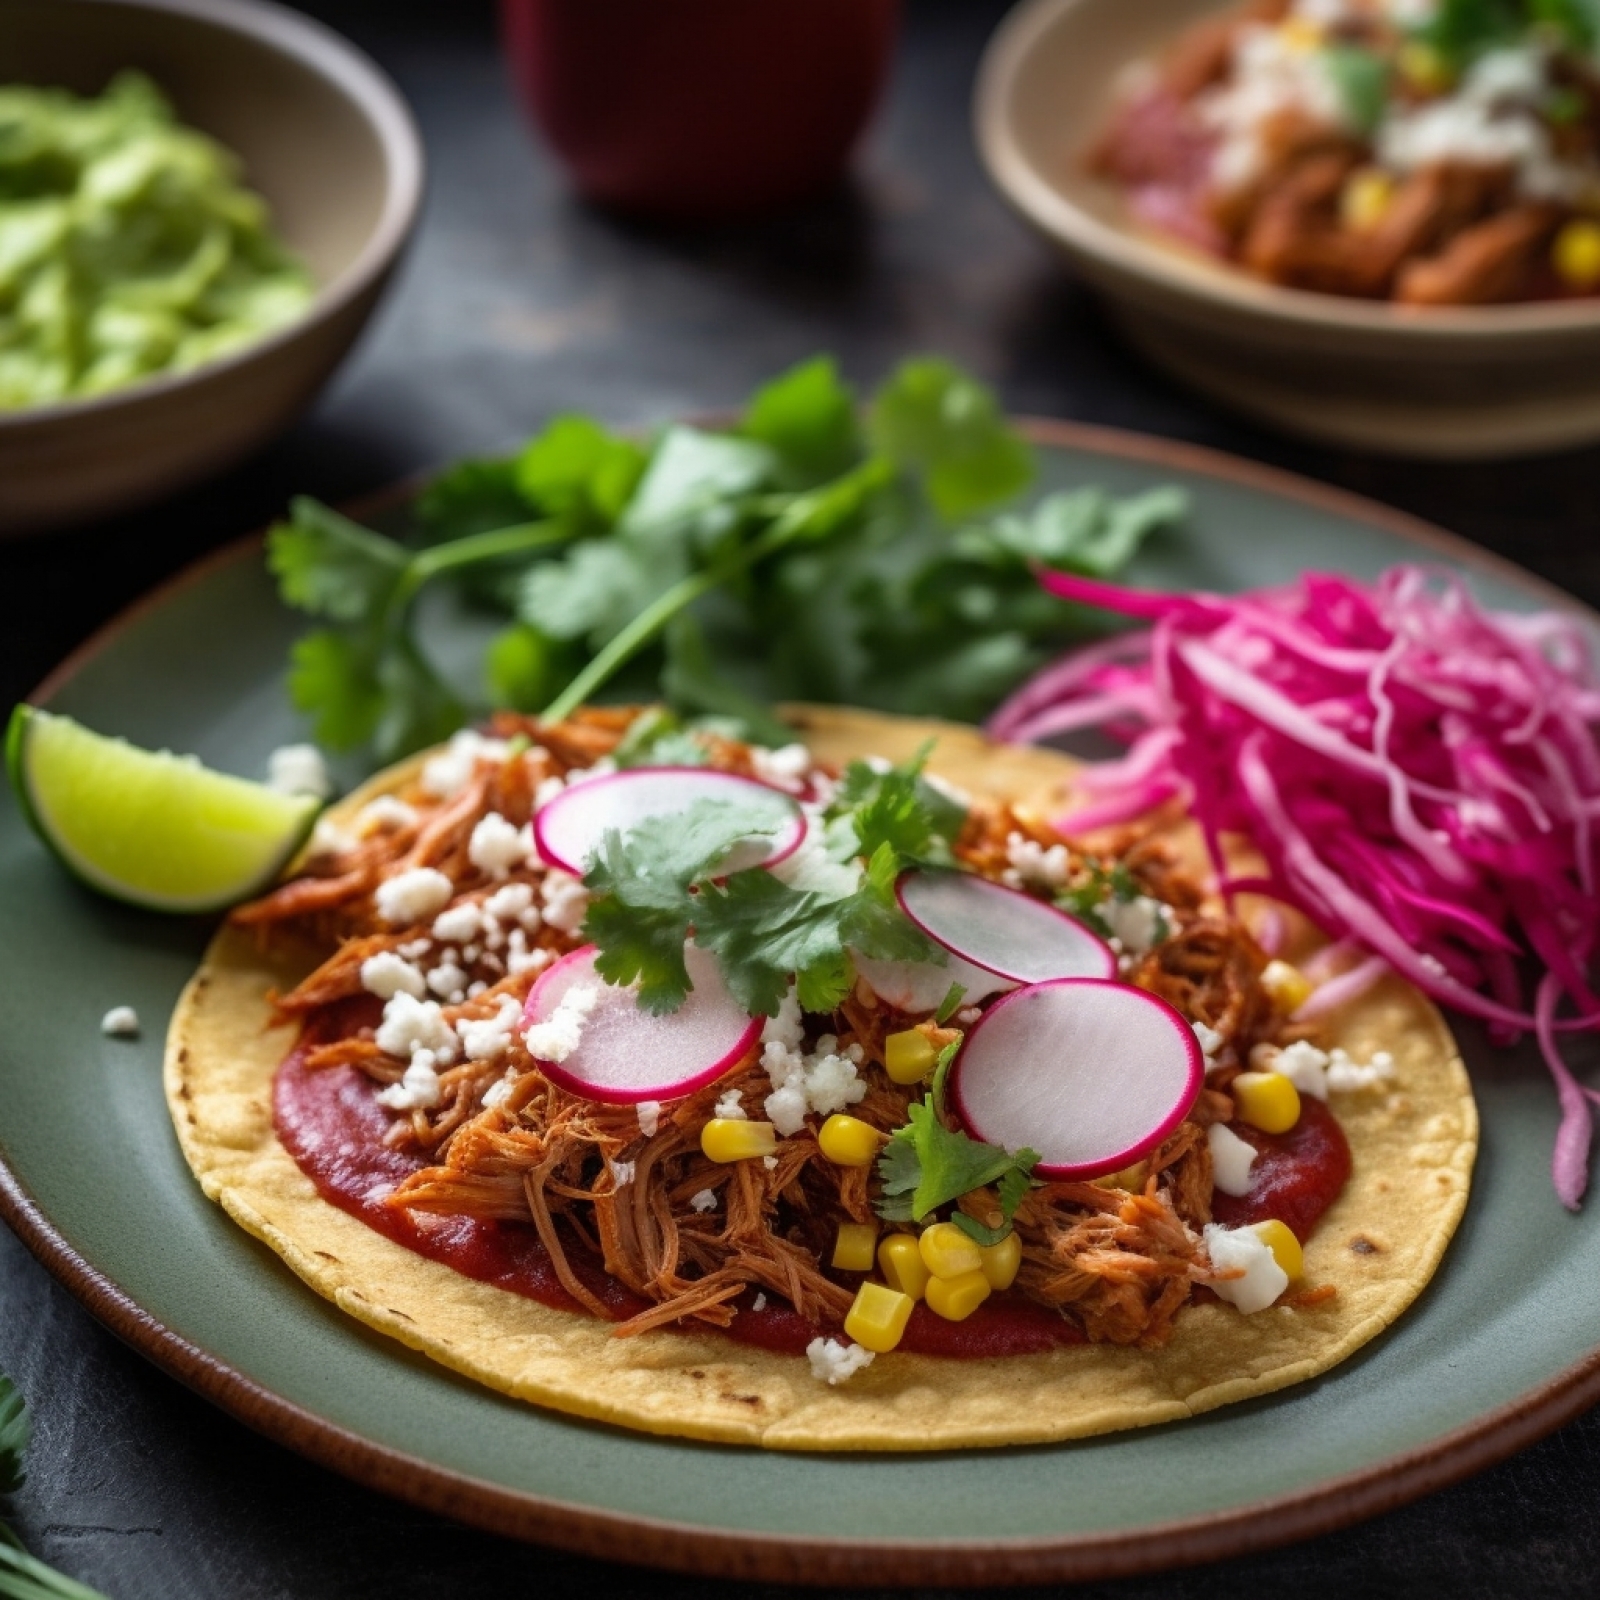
[522,944,762,1106]
[531,765,807,877]
[949,977,1204,1181]
[894,868,1117,983]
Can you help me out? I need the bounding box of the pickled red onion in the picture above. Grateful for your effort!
[989,566,1600,1208]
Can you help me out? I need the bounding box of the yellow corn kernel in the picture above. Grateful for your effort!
[1279,16,1321,51]
[1398,40,1452,95]
[925,1268,993,1322]
[919,1221,983,1280]
[1260,959,1314,1013]
[1232,1071,1302,1135]
[818,1114,884,1168]
[1340,168,1394,233]
[1093,1159,1149,1192]
[978,1231,1022,1291]
[1250,1218,1304,1282]
[1554,220,1600,290]
[700,1118,777,1163]
[832,1221,880,1272]
[884,1028,937,1084]
[844,1280,915,1353]
[878,1233,931,1301]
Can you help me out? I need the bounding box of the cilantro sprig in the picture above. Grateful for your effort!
[581,748,965,1017]
[268,355,1184,765]
[876,1041,1040,1243]
[0,1371,109,1600]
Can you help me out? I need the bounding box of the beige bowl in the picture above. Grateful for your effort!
[975,0,1600,458]
[0,0,424,535]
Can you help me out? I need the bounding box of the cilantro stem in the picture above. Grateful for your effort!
[540,513,802,723]
[390,518,566,613]
[0,1536,109,1599]
[540,458,893,723]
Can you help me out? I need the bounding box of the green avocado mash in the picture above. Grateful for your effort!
[0,71,315,409]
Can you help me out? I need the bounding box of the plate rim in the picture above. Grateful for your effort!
[5,416,1599,1587]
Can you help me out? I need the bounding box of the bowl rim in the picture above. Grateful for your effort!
[974,0,1600,343]
[0,0,425,430]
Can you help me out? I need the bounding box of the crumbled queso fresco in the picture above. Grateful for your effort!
[759,988,867,1137]
[1207,1123,1258,1198]
[1254,1039,1396,1101]
[375,867,454,927]
[1203,1223,1288,1314]
[806,1337,875,1385]
[523,984,599,1064]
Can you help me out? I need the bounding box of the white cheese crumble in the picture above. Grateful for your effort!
[468,811,528,878]
[432,901,483,944]
[378,1057,442,1111]
[1252,1040,1396,1100]
[266,742,332,799]
[457,996,523,1063]
[761,986,805,1051]
[608,1158,636,1188]
[1101,895,1169,957]
[1192,1021,1223,1059]
[426,962,468,1002]
[360,951,426,1001]
[355,794,418,836]
[761,1035,866,1137]
[381,1004,451,1066]
[523,983,599,1063]
[750,742,813,792]
[100,1005,139,1038]
[376,993,457,1064]
[420,729,511,798]
[486,882,535,923]
[805,1337,875,1385]
[540,869,590,934]
[714,1088,748,1121]
[1208,1123,1258,1198]
[689,1188,718,1213]
[375,867,454,927]
[1004,831,1072,891]
[482,1072,515,1109]
[636,1100,662,1137]
[1204,1223,1288,1314]
[533,773,566,809]
[752,1292,768,1312]
[309,814,356,858]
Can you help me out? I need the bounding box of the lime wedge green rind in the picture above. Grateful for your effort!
[5,705,320,914]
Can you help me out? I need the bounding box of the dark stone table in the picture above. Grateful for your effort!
[3,2,1599,1595]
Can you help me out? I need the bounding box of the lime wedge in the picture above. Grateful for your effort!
[5,705,321,913]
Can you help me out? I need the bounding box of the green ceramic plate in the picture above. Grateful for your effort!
[3,423,1598,1587]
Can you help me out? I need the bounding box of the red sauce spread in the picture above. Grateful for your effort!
[274,1034,1351,1357]
[1211,1097,1352,1241]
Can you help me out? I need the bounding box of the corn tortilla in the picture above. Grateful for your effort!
[164,707,1477,1452]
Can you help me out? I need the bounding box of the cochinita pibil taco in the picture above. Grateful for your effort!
[166,705,1475,1451]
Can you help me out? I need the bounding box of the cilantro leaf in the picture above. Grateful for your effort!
[268,497,407,624]
[1322,44,1389,136]
[867,357,1033,521]
[934,982,967,1025]
[741,354,860,485]
[514,415,647,527]
[415,458,530,542]
[826,745,967,864]
[875,1098,1035,1224]
[612,708,712,769]
[620,426,774,548]
[979,486,1186,578]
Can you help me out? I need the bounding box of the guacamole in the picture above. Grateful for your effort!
[0,72,314,409]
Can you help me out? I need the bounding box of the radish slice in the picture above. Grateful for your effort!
[522,944,760,1105]
[949,978,1203,1179]
[896,869,1116,983]
[533,767,805,876]
[849,951,1013,1015]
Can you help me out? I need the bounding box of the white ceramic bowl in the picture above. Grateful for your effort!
[975,0,1600,458]
[0,0,424,534]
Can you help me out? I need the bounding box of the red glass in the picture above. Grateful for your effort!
[499,0,901,220]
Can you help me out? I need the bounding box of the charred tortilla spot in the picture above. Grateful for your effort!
[1349,1235,1380,1255]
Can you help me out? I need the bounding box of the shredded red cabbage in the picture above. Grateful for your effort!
[990,565,1600,1209]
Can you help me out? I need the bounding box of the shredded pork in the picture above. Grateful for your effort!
[236,709,1313,1349]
